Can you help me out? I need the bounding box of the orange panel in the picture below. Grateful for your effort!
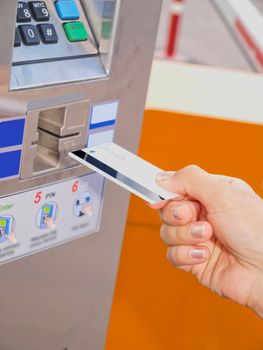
[106,110,263,350]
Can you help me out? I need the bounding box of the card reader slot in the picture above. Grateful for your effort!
[33,128,82,173]
[20,100,90,179]
[37,127,80,140]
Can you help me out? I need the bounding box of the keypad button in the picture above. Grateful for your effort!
[64,22,88,42]
[55,0,80,20]
[14,29,22,47]
[38,24,58,44]
[17,2,32,23]
[28,1,50,21]
[19,25,40,46]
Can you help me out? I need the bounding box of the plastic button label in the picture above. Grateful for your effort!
[64,22,88,42]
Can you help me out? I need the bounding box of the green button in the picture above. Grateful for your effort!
[64,21,88,42]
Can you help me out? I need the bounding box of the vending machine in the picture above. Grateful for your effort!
[0,1,162,349]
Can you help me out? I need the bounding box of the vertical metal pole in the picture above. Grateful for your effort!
[166,0,184,57]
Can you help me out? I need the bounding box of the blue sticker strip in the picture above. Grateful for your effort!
[0,119,25,148]
[0,150,22,179]
[89,119,116,130]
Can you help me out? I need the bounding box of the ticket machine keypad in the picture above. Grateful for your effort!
[13,0,98,64]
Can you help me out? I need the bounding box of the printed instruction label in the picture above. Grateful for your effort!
[0,173,104,265]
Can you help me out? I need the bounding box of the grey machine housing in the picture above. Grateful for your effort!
[0,0,162,349]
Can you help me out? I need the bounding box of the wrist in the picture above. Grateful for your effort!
[248,275,263,319]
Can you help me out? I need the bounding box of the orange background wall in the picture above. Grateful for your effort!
[106,110,263,349]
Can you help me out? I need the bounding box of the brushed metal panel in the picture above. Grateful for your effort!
[0,0,163,349]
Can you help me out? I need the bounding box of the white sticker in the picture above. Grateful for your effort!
[0,173,104,265]
[90,100,119,126]
[88,129,115,147]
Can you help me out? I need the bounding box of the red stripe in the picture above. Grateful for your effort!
[166,14,180,57]
[236,18,263,67]
[166,0,185,57]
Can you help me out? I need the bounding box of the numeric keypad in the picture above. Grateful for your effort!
[14,0,88,49]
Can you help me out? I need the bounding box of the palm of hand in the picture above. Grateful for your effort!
[156,166,263,316]
[189,202,263,307]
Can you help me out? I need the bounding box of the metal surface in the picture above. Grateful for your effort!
[0,0,162,349]
[11,56,106,90]
[82,0,120,72]
[211,0,258,71]
[13,0,98,65]
[9,0,118,90]
[20,100,90,179]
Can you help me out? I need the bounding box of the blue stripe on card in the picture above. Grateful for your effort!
[90,119,116,130]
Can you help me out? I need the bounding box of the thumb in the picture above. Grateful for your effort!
[156,165,223,209]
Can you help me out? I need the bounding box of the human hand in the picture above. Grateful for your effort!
[153,165,263,318]
[44,217,55,230]
[6,232,17,244]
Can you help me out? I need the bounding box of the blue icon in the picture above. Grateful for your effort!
[39,203,57,229]
[0,216,15,242]
[73,192,92,217]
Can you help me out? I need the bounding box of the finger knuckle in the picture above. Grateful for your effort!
[180,229,190,244]
[168,246,180,264]
[184,164,202,175]
[160,224,167,241]
[161,202,175,225]
[166,247,173,262]
[167,247,179,265]
[163,226,177,245]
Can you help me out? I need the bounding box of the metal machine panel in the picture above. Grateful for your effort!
[0,0,162,349]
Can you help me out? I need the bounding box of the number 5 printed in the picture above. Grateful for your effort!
[34,191,42,204]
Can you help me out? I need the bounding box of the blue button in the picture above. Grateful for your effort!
[0,150,21,179]
[0,119,25,148]
[55,0,80,20]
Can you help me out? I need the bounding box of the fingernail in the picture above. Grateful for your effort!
[190,248,206,259]
[191,224,205,238]
[156,171,175,182]
[172,206,184,220]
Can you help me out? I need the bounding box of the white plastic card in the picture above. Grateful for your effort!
[69,143,177,204]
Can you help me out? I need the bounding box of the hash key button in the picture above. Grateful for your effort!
[38,24,58,44]
[28,1,50,21]
[19,25,40,45]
